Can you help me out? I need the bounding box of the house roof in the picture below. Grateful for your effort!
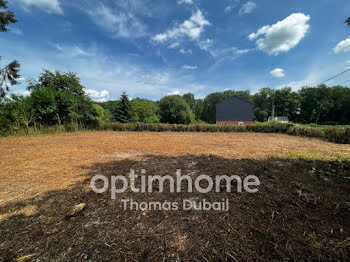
[216,96,254,121]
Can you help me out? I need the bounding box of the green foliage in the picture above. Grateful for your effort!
[0,2,20,99]
[0,0,17,32]
[99,100,119,122]
[192,98,204,120]
[28,70,84,95]
[299,85,350,125]
[1,64,350,142]
[324,128,350,144]
[159,95,194,124]
[93,103,108,124]
[253,87,300,122]
[99,122,350,144]
[0,69,100,135]
[254,108,268,122]
[115,92,131,123]
[0,60,20,99]
[182,93,195,109]
[0,95,35,135]
[131,98,159,123]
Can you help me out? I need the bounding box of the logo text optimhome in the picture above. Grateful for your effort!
[90,169,260,199]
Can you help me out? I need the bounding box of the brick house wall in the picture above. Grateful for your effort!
[216,120,253,126]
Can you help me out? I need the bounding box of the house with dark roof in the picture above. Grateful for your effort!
[216,96,254,126]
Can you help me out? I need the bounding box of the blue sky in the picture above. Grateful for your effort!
[2,0,350,101]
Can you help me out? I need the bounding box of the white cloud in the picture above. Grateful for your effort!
[198,38,214,51]
[2,36,192,101]
[168,42,180,49]
[249,13,310,55]
[54,44,96,57]
[85,89,109,102]
[270,68,285,78]
[333,38,350,54]
[177,0,194,4]
[225,6,234,13]
[239,1,257,15]
[277,70,323,91]
[138,73,169,85]
[179,48,192,54]
[167,90,181,96]
[86,4,147,38]
[182,65,198,70]
[236,48,251,54]
[152,10,210,43]
[13,0,63,14]
[211,47,252,58]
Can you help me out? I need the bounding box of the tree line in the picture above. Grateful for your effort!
[1,67,350,136]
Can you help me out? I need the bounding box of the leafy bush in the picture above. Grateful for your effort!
[324,128,350,144]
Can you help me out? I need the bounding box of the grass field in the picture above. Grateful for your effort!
[1,131,350,261]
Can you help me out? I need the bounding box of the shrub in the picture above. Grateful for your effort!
[324,128,350,144]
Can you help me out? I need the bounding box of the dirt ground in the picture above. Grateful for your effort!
[0,131,350,261]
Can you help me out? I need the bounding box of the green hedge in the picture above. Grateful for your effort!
[98,123,350,144]
[3,122,349,144]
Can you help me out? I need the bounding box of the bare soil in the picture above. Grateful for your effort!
[0,131,349,261]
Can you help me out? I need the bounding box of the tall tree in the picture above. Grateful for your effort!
[116,92,131,123]
[0,0,20,99]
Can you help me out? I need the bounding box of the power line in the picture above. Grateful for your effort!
[313,68,350,87]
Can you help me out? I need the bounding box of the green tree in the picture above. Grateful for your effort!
[28,69,98,127]
[159,95,194,124]
[29,70,84,96]
[182,93,195,109]
[299,85,334,124]
[131,98,159,123]
[93,103,112,123]
[0,0,20,99]
[99,100,119,122]
[116,92,131,123]
[253,87,274,121]
[0,0,16,32]
[274,87,301,121]
[254,108,268,122]
[193,99,204,121]
[30,88,58,125]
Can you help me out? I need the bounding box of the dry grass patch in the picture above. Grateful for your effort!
[0,131,349,261]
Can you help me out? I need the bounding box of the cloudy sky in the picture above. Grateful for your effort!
[2,0,350,101]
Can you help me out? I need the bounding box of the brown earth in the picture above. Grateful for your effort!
[0,131,350,261]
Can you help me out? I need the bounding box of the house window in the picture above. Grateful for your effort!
[221,122,227,126]
[238,122,244,126]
